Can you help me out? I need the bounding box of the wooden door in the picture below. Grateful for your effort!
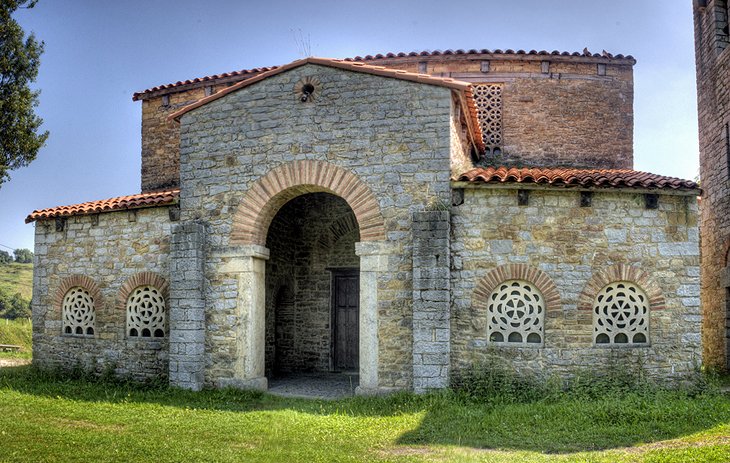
[332,270,359,372]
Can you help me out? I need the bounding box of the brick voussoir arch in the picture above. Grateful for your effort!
[577,263,665,311]
[472,264,561,313]
[53,275,104,315]
[231,160,386,246]
[116,272,170,311]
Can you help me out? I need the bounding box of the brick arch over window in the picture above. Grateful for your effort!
[472,264,561,314]
[116,272,169,311]
[577,264,665,312]
[53,275,103,315]
[230,160,386,246]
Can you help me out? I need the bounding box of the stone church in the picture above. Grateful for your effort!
[27,47,701,393]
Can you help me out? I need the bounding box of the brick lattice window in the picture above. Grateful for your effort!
[472,84,503,154]
[487,280,544,345]
[126,285,166,338]
[593,281,649,345]
[62,287,96,336]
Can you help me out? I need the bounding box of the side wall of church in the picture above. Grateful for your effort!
[694,0,730,369]
[31,207,173,379]
[450,187,701,380]
[179,63,455,389]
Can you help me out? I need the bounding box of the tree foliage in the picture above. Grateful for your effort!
[0,250,11,264]
[0,0,47,187]
[13,247,32,263]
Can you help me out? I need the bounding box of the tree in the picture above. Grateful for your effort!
[13,247,32,263]
[0,250,11,264]
[0,0,47,187]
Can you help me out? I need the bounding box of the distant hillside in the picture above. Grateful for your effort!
[0,263,33,300]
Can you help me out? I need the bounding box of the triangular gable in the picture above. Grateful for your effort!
[167,57,484,153]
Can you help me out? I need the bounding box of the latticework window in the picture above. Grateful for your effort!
[126,285,166,338]
[472,84,503,153]
[593,282,649,345]
[487,280,544,345]
[62,287,96,336]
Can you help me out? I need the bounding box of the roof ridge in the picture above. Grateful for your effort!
[132,47,636,100]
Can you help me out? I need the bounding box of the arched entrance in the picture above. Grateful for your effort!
[225,160,389,395]
[265,193,360,378]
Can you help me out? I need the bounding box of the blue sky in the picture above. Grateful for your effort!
[0,0,698,252]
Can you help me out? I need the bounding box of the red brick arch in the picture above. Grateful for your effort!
[231,160,386,246]
[53,275,104,316]
[116,272,169,311]
[472,264,562,314]
[577,263,665,311]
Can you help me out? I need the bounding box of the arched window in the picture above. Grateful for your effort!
[62,287,95,336]
[593,281,649,345]
[487,280,545,346]
[126,285,166,338]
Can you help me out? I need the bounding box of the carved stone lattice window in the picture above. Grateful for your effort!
[487,280,544,345]
[472,84,503,153]
[126,285,166,338]
[593,282,649,345]
[62,287,96,336]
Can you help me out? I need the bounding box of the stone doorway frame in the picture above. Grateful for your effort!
[220,160,389,394]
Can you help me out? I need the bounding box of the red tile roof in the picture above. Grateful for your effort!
[26,190,180,223]
[345,48,635,62]
[454,167,699,191]
[167,57,485,152]
[132,48,635,100]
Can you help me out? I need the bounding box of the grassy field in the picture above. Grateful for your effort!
[0,263,32,300]
[0,366,728,463]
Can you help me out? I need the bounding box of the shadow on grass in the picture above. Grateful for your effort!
[1,364,729,454]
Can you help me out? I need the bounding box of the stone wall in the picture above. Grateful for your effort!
[695,0,730,369]
[265,193,359,375]
[450,187,701,379]
[31,206,173,379]
[135,54,634,191]
[180,63,455,388]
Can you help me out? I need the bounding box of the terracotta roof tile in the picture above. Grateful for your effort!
[133,48,634,99]
[26,189,180,223]
[167,57,485,152]
[454,167,699,191]
[346,48,634,62]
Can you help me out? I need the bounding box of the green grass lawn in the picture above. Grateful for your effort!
[0,366,729,463]
[0,263,32,300]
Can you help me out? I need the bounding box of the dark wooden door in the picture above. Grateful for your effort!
[333,271,359,371]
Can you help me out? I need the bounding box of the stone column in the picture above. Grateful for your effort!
[412,211,451,392]
[169,221,206,390]
[216,244,269,390]
[354,241,390,395]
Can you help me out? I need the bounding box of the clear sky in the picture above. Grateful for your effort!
[0,0,699,252]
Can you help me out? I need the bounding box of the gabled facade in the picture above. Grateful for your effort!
[28,51,701,392]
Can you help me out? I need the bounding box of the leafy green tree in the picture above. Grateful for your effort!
[0,250,11,264]
[0,0,48,187]
[13,247,32,263]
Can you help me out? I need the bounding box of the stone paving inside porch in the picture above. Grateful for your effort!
[267,372,358,400]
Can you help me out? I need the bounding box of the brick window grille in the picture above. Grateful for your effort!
[126,285,166,338]
[472,84,503,154]
[487,280,544,345]
[62,287,96,336]
[593,281,649,346]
